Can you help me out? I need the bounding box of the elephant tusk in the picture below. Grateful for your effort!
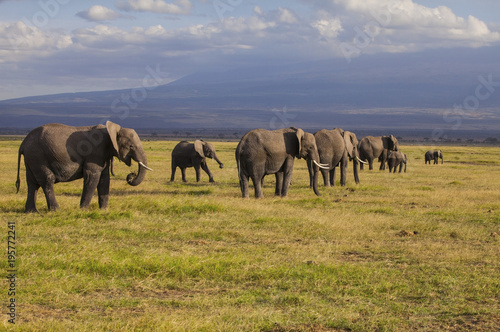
[313,160,330,170]
[139,162,154,171]
[356,156,368,165]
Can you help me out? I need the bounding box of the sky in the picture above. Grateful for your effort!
[0,0,499,100]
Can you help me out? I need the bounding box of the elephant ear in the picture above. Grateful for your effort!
[194,140,205,158]
[343,131,354,159]
[106,121,122,155]
[390,135,398,150]
[295,128,304,155]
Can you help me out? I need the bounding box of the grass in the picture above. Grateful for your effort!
[1,140,499,331]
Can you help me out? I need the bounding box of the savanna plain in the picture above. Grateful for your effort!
[1,139,499,331]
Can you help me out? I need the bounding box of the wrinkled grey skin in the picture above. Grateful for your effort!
[307,128,360,187]
[170,140,224,183]
[235,127,324,198]
[387,150,407,173]
[425,150,443,164]
[358,135,399,170]
[16,121,150,213]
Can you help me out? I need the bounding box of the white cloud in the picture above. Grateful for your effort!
[293,0,499,60]
[116,0,192,15]
[1,2,500,100]
[0,21,72,60]
[277,8,298,24]
[76,5,123,22]
[312,18,343,39]
[331,0,500,46]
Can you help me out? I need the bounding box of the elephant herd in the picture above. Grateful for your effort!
[15,122,443,212]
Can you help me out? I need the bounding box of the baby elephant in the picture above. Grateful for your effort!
[425,150,443,164]
[170,140,224,183]
[387,150,407,173]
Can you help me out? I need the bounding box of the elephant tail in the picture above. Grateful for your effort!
[235,147,245,182]
[16,146,22,193]
[236,154,241,179]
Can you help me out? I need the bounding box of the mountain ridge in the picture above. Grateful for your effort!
[1,48,499,133]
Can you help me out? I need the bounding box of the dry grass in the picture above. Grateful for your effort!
[0,139,499,331]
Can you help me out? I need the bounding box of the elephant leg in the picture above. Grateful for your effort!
[239,172,250,198]
[332,166,339,186]
[321,168,330,187]
[181,168,187,182]
[251,176,264,199]
[280,159,294,197]
[24,167,40,213]
[194,164,202,182]
[379,155,387,170]
[368,158,374,170]
[25,182,40,213]
[170,163,176,182]
[281,170,293,197]
[340,159,347,186]
[80,170,100,209]
[275,172,283,196]
[201,161,214,182]
[41,172,59,211]
[97,167,110,209]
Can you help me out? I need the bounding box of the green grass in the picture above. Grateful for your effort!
[1,140,499,331]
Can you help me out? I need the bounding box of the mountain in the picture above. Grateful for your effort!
[1,47,499,135]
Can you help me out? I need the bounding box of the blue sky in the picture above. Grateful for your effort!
[0,0,499,100]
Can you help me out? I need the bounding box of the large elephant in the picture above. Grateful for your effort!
[307,128,366,187]
[425,150,443,164]
[170,140,224,183]
[16,121,152,213]
[358,135,399,170]
[235,127,328,198]
[387,150,407,173]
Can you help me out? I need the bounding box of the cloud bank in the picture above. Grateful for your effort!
[0,0,499,99]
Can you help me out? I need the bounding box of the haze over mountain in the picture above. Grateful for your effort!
[1,46,499,138]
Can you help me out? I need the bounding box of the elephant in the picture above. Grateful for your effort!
[307,128,366,187]
[235,127,329,198]
[387,150,407,173]
[15,121,152,213]
[358,135,399,170]
[425,150,443,164]
[170,140,224,183]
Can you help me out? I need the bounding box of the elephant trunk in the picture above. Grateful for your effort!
[353,158,360,184]
[308,162,320,196]
[213,154,224,169]
[310,150,323,197]
[126,151,149,187]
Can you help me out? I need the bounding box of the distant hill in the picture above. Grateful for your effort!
[1,47,499,136]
